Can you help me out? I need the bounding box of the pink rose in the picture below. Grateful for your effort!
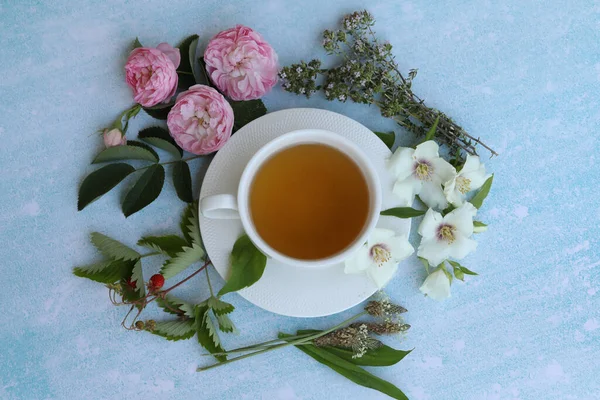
[125,43,180,107]
[204,25,278,101]
[103,128,126,147]
[167,85,234,155]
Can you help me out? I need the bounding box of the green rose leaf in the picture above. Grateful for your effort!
[380,207,426,218]
[229,99,267,132]
[177,34,200,89]
[215,313,235,333]
[195,305,226,361]
[218,235,267,297]
[156,295,195,318]
[207,296,235,316]
[172,161,194,203]
[90,232,140,261]
[469,175,494,209]
[122,164,165,217]
[423,115,440,142]
[126,140,160,161]
[196,57,212,86]
[132,37,143,49]
[138,126,182,157]
[374,131,395,149]
[77,163,135,211]
[279,333,408,400]
[160,244,204,280]
[152,320,196,341]
[92,144,159,164]
[130,260,145,295]
[137,235,188,257]
[73,259,137,284]
[142,101,174,120]
[180,202,202,247]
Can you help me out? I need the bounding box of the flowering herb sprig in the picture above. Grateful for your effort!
[279,10,497,157]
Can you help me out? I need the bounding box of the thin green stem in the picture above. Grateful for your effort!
[136,155,203,172]
[205,267,214,297]
[200,333,315,356]
[197,311,368,371]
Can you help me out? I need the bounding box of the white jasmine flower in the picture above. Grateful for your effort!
[419,268,451,300]
[296,67,302,73]
[444,155,491,206]
[354,71,361,78]
[325,90,330,97]
[327,83,334,89]
[360,80,366,86]
[299,88,305,94]
[280,72,286,79]
[388,141,456,209]
[417,203,478,266]
[339,94,346,101]
[345,229,414,288]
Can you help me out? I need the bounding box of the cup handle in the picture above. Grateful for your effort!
[200,194,240,219]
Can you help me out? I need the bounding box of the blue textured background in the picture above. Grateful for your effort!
[1,1,599,399]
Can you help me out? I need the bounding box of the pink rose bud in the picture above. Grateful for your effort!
[103,128,126,148]
[204,25,278,101]
[125,43,180,107]
[167,85,234,155]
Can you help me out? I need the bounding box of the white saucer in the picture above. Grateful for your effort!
[199,108,410,317]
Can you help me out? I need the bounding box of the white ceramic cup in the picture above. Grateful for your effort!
[200,129,382,268]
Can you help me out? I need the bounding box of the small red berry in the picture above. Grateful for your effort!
[126,278,137,289]
[148,274,165,291]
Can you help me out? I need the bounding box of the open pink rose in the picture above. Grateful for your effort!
[125,43,180,107]
[167,85,234,155]
[204,25,278,101]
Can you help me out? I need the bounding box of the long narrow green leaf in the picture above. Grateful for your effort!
[380,207,426,218]
[280,334,408,400]
[77,163,135,211]
[122,164,165,217]
[92,144,158,164]
[90,232,140,261]
[424,115,440,142]
[195,305,226,361]
[469,175,494,209]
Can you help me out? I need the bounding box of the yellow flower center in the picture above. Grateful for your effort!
[456,176,471,194]
[414,161,434,181]
[370,244,391,266]
[437,224,456,243]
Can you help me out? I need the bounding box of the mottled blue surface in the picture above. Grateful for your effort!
[1,1,599,399]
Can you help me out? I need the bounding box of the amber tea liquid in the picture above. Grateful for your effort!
[249,144,370,260]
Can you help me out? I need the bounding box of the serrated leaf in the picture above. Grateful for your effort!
[424,115,440,142]
[195,305,226,361]
[77,163,135,211]
[218,235,267,297]
[215,312,235,333]
[90,232,140,261]
[380,207,425,218]
[173,161,194,203]
[152,320,196,341]
[130,260,145,295]
[177,34,200,89]
[156,295,195,318]
[142,102,174,120]
[138,127,182,155]
[122,164,165,217]
[126,140,160,161]
[160,244,204,280]
[138,235,188,257]
[469,175,494,209]
[92,144,158,164]
[229,99,267,132]
[73,259,136,284]
[207,296,234,315]
[180,203,195,245]
[132,37,142,49]
[140,137,182,159]
[184,205,202,247]
[279,333,408,400]
[447,260,478,276]
[374,131,395,149]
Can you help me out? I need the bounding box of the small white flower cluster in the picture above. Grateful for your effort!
[352,324,370,359]
[387,140,491,300]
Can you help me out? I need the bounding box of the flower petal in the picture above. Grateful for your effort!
[419,268,451,300]
[156,42,181,69]
[417,239,451,267]
[367,261,398,289]
[431,157,456,183]
[418,208,443,238]
[419,181,449,210]
[443,176,465,207]
[444,203,477,236]
[393,177,421,206]
[414,140,439,160]
[388,235,414,262]
[461,155,481,174]
[387,147,415,180]
[448,235,478,260]
[367,228,395,248]
[344,245,371,274]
